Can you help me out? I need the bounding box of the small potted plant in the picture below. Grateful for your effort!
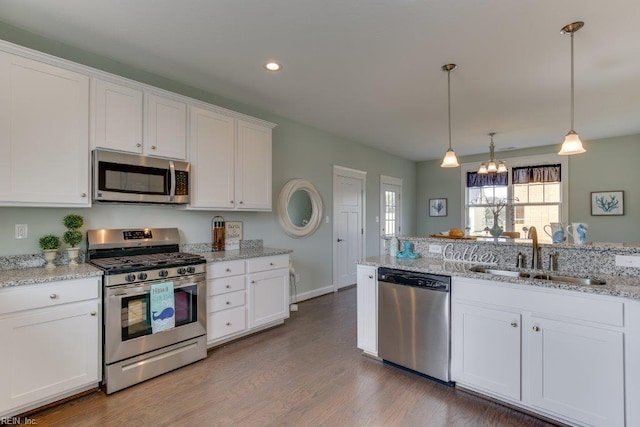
[39,234,60,269]
[62,214,84,266]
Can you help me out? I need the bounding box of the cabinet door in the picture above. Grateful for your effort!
[92,79,143,153]
[247,268,289,328]
[528,316,624,427]
[145,93,187,159]
[236,120,272,210]
[0,52,90,206]
[189,107,235,208]
[356,265,377,356]
[0,300,100,415]
[451,303,521,401]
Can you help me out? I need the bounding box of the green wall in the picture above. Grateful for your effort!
[0,22,417,296]
[416,134,640,243]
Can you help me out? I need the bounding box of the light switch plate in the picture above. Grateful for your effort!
[616,255,640,268]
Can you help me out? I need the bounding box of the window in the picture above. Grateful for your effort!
[462,154,568,242]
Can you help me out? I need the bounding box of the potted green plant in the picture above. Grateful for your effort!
[62,214,84,266]
[39,234,60,269]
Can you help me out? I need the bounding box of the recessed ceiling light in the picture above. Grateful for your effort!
[264,62,281,72]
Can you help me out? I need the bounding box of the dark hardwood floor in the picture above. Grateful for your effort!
[27,287,554,426]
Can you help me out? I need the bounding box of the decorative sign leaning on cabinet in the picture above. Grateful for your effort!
[225,221,243,251]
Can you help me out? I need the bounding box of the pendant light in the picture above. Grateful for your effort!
[478,132,507,174]
[441,64,460,167]
[558,21,586,155]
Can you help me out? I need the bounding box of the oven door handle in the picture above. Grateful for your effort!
[108,277,204,298]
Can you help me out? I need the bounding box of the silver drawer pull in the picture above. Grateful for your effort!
[226,268,231,272]
[136,143,141,148]
[225,284,231,289]
[226,301,231,305]
[90,311,97,316]
[226,322,231,326]
[533,326,540,332]
[49,294,58,299]
[270,262,274,266]
[510,322,518,328]
[251,280,256,284]
[368,275,373,279]
[81,193,87,198]
[151,145,156,150]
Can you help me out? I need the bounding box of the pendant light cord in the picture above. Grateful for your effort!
[570,31,575,131]
[447,69,452,150]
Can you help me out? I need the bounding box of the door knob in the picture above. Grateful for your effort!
[337,238,344,242]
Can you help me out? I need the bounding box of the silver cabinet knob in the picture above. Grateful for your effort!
[226,268,231,272]
[337,238,344,242]
[90,311,97,316]
[151,145,156,150]
[136,143,142,148]
[511,322,518,328]
[533,326,540,332]
[226,322,231,326]
[239,201,243,204]
[226,301,231,305]
[251,280,256,284]
[230,200,234,204]
[270,262,274,266]
[81,193,87,198]
[49,294,58,299]
[225,284,231,289]
[368,275,374,279]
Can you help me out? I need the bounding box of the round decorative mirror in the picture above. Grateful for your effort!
[277,179,323,238]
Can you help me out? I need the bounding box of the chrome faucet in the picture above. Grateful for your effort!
[527,226,542,269]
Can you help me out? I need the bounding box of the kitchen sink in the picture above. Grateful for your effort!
[530,274,606,286]
[468,266,529,278]
[469,265,606,285]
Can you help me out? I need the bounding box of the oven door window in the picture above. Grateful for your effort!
[99,161,169,195]
[121,284,199,341]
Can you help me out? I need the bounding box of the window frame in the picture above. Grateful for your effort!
[460,153,569,236]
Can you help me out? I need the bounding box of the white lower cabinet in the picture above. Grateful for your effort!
[452,277,627,427]
[206,255,289,346]
[0,278,101,417]
[451,303,521,401]
[356,265,377,356]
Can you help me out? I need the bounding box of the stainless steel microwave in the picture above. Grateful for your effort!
[93,149,190,204]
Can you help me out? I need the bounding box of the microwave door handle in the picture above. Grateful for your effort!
[169,160,176,200]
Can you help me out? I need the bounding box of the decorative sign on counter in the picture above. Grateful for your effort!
[225,221,243,251]
[442,243,498,264]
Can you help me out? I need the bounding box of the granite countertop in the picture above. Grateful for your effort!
[188,247,293,263]
[359,255,640,301]
[0,264,104,289]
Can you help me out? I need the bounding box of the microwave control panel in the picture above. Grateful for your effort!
[175,171,189,196]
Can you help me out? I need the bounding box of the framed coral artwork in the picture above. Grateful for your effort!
[429,198,447,217]
[591,191,624,216]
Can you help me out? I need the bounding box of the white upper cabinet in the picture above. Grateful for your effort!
[236,119,272,210]
[144,93,187,159]
[189,107,236,209]
[92,79,143,154]
[0,51,90,206]
[188,107,274,211]
[92,80,187,159]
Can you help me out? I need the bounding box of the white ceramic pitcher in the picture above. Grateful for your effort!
[566,222,589,245]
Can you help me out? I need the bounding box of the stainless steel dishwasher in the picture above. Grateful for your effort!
[378,267,452,383]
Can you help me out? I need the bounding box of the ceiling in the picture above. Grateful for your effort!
[1,0,639,162]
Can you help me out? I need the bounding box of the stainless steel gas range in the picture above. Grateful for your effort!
[87,228,207,394]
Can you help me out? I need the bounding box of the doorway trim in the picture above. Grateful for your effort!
[332,165,366,292]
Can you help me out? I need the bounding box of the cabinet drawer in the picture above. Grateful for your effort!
[208,275,245,296]
[0,278,100,316]
[207,260,245,279]
[208,306,246,341]
[209,290,245,313]
[246,255,289,273]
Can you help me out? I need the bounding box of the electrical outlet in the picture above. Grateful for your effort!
[616,255,640,268]
[15,224,28,239]
[429,244,443,254]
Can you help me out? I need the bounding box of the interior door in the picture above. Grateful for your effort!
[380,175,402,256]
[334,167,365,290]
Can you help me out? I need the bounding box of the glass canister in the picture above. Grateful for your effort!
[212,215,225,251]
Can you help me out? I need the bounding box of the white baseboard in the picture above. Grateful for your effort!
[293,285,335,303]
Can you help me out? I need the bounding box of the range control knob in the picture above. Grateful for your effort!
[125,274,136,283]
[177,267,187,275]
[137,272,148,281]
[158,270,169,278]
[187,266,196,274]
